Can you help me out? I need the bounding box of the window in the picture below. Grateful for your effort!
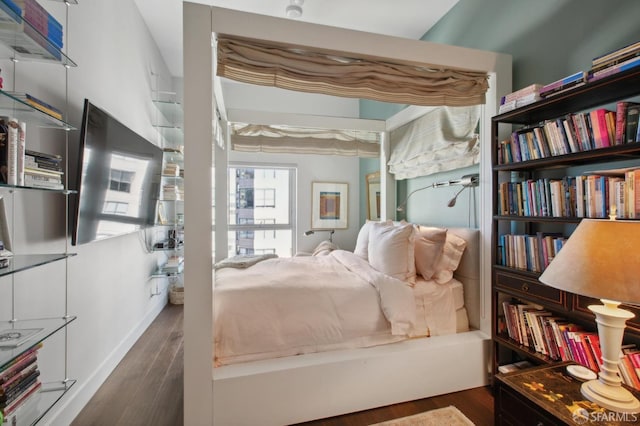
[228,165,296,257]
[103,201,128,215]
[109,169,134,193]
[255,188,276,207]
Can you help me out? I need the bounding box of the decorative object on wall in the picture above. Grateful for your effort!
[396,173,478,212]
[388,106,481,180]
[366,171,381,220]
[311,182,348,229]
[539,218,640,413]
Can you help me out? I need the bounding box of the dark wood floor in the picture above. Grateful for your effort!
[72,304,494,426]
[71,303,184,426]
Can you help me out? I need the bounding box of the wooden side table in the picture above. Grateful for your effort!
[495,362,640,425]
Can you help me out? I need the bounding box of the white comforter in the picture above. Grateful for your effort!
[214,250,417,366]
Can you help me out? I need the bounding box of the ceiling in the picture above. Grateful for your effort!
[133,0,459,78]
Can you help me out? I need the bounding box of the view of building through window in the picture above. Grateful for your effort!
[228,165,295,257]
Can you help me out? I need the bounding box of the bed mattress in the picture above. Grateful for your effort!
[213,250,467,366]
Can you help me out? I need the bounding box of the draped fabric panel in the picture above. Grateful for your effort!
[216,36,489,107]
[388,105,481,180]
[230,123,380,157]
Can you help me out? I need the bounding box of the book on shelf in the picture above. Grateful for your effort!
[497,360,533,374]
[539,71,586,98]
[588,55,640,83]
[591,40,640,69]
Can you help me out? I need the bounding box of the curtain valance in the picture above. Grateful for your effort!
[216,36,489,107]
[230,123,380,157]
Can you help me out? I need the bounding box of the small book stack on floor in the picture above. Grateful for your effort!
[0,343,43,425]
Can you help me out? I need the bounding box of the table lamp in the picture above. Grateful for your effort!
[538,218,640,413]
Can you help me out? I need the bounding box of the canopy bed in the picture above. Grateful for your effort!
[183,4,512,425]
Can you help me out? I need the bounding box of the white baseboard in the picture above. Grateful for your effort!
[41,295,168,425]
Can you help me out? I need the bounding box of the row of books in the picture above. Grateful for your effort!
[498,40,640,112]
[499,301,640,390]
[497,233,566,273]
[0,342,42,424]
[496,102,640,165]
[497,169,640,220]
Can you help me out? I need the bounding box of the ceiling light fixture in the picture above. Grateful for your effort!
[286,0,304,19]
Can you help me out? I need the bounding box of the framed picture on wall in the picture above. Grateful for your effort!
[311,182,348,229]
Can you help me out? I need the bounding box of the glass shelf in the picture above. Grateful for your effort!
[0,316,77,370]
[0,90,75,130]
[32,379,77,425]
[161,174,183,180]
[0,182,75,194]
[155,126,184,146]
[152,99,183,126]
[0,253,76,278]
[0,0,76,66]
[151,264,184,277]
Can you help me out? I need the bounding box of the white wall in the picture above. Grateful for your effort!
[0,1,174,424]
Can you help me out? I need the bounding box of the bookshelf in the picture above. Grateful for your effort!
[491,68,640,388]
[150,87,184,302]
[0,0,78,424]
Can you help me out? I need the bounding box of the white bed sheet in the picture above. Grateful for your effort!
[213,250,467,366]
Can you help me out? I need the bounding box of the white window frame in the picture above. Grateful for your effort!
[228,163,297,256]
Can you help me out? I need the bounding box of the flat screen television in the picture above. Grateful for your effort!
[71,99,163,245]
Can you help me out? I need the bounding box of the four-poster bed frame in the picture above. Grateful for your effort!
[183,3,512,424]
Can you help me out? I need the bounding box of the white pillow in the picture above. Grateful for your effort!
[354,220,391,260]
[367,221,416,284]
[432,231,467,284]
[414,226,448,280]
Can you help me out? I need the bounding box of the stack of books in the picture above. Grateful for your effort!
[588,40,640,83]
[162,162,180,177]
[163,255,184,274]
[539,71,586,98]
[1,0,63,57]
[0,342,43,425]
[162,183,183,201]
[24,149,63,190]
[498,84,542,114]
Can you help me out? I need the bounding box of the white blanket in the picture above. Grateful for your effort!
[214,250,417,366]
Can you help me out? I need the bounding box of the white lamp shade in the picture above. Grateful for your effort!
[538,219,640,306]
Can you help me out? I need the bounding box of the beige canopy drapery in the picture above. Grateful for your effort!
[216,35,489,107]
[229,123,380,157]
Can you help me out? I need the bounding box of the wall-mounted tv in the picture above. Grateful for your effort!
[71,99,163,245]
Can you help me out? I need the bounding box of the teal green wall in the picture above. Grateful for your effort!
[423,0,640,91]
[361,0,640,227]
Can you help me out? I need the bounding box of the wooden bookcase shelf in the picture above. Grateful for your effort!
[491,68,640,383]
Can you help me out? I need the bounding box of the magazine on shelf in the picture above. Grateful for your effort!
[0,328,43,348]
